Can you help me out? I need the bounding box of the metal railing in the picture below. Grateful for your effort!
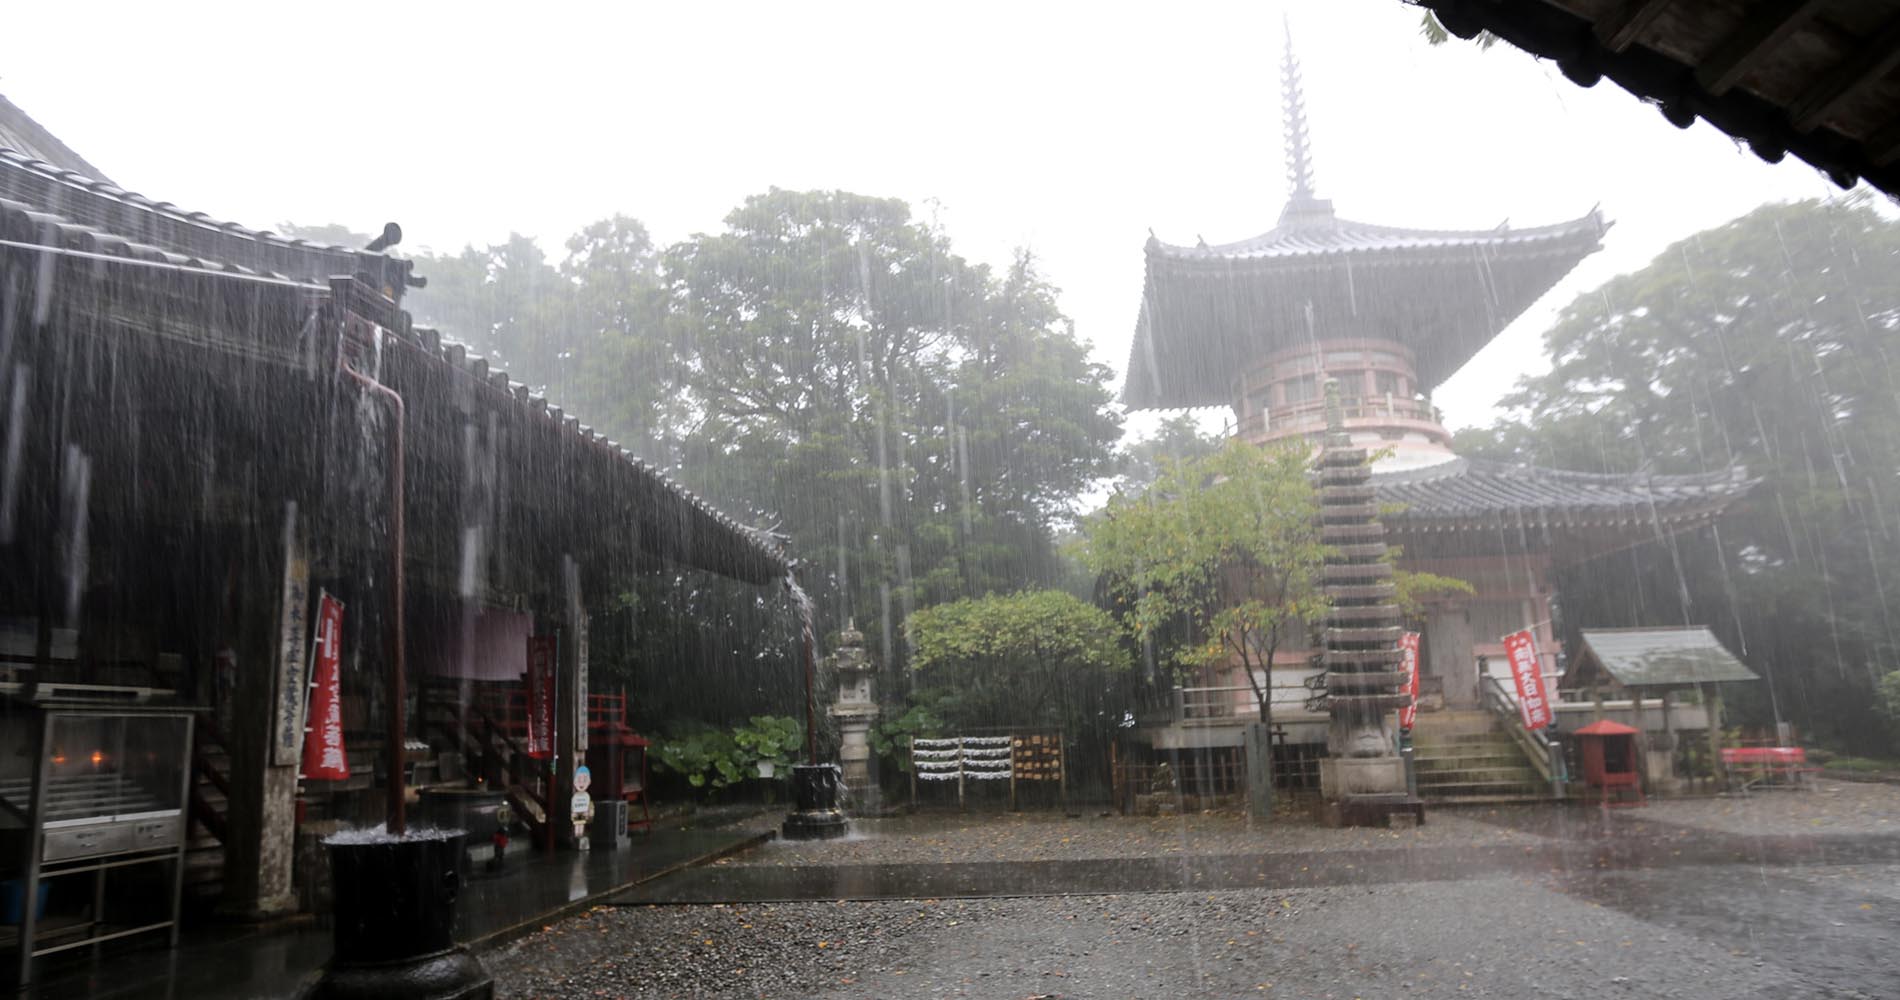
[1173,682,1321,722]
[1480,673,1567,798]
[1238,395,1442,439]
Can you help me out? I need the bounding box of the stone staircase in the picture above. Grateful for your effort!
[1410,710,1549,803]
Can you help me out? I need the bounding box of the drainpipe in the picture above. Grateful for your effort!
[339,336,408,836]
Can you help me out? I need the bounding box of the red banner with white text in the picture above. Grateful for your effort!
[300,592,350,780]
[1399,631,1421,730]
[1502,628,1552,731]
[527,635,557,759]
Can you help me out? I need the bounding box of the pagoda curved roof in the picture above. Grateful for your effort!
[1374,456,1752,523]
[1123,202,1607,410]
[1155,206,1608,263]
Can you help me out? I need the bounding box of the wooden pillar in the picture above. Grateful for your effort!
[956,738,966,812]
[1008,737,1018,812]
[222,501,302,917]
[555,554,588,847]
[1704,682,1727,788]
[1630,692,1649,788]
[1058,733,1069,814]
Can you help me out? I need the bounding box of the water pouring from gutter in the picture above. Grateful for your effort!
[782,565,847,839]
[338,331,409,837]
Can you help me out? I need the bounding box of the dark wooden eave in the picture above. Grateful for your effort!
[1416,0,1900,196]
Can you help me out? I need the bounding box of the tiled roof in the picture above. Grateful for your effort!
[411,327,791,584]
[1373,457,1754,526]
[0,94,116,185]
[1564,627,1759,690]
[0,146,408,292]
[1152,199,1607,263]
[0,135,788,585]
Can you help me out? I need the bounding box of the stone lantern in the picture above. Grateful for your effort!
[826,620,880,809]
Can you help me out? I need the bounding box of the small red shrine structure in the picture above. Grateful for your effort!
[1574,719,1644,808]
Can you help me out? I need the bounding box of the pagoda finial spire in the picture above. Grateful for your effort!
[1281,17,1316,201]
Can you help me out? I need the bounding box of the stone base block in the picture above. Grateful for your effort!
[1314,794,1427,829]
[313,948,493,1000]
[781,810,849,840]
[1321,756,1408,798]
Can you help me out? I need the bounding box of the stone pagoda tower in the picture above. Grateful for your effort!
[1316,380,1412,817]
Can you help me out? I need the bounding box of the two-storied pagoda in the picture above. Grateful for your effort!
[1123,33,1752,802]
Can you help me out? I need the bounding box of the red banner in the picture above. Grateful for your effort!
[527,635,557,760]
[300,592,349,780]
[1399,631,1421,730]
[1502,628,1552,731]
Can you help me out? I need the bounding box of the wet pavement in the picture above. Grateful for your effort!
[507,817,1900,999]
[20,828,767,1000]
[615,822,1900,904]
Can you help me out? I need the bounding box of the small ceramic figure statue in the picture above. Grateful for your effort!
[571,765,596,850]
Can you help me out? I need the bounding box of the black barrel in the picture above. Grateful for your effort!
[328,831,465,963]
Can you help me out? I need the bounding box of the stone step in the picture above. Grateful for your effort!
[1424,792,1553,805]
[1414,753,1532,770]
[1419,781,1545,800]
[1412,733,1516,748]
[1416,766,1543,785]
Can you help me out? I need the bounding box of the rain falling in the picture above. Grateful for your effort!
[1,2,1899,998]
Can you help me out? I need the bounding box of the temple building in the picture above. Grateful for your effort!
[1120,35,1754,803]
[0,93,788,985]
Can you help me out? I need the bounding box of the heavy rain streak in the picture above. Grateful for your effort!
[2,2,1899,998]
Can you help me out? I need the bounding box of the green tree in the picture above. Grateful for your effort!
[1085,439,1330,737]
[559,215,684,457]
[660,189,1121,671]
[906,589,1131,732]
[1116,413,1226,494]
[1458,196,1900,751]
[402,234,579,397]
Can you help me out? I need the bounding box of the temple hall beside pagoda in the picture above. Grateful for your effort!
[1117,35,1754,806]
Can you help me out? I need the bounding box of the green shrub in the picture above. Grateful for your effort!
[733,715,804,772]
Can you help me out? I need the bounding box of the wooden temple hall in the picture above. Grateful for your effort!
[1120,34,1755,803]
[0,96,788,980]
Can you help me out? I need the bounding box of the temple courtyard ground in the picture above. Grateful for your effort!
[486,781,1900,999]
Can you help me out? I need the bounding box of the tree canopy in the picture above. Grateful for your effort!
[906,589,1130,732]
[1085,439,1330,726]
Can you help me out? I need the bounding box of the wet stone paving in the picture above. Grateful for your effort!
[485,782,1900,999]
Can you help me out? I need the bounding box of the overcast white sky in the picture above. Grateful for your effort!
[1,0,1842,435]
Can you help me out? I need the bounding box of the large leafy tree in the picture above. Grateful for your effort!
[660,189,1122,674]
[1458,196,1900,751]
[1086,439,1331,735]
[906,589,1131,732]
[402,234,581,398]
[1116,413,1226,495]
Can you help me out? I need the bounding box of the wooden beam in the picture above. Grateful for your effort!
[1868,117,1900,167]
[1695,0,1827,96]
[1595,0,1677,54]
[1789,15,1900,132]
